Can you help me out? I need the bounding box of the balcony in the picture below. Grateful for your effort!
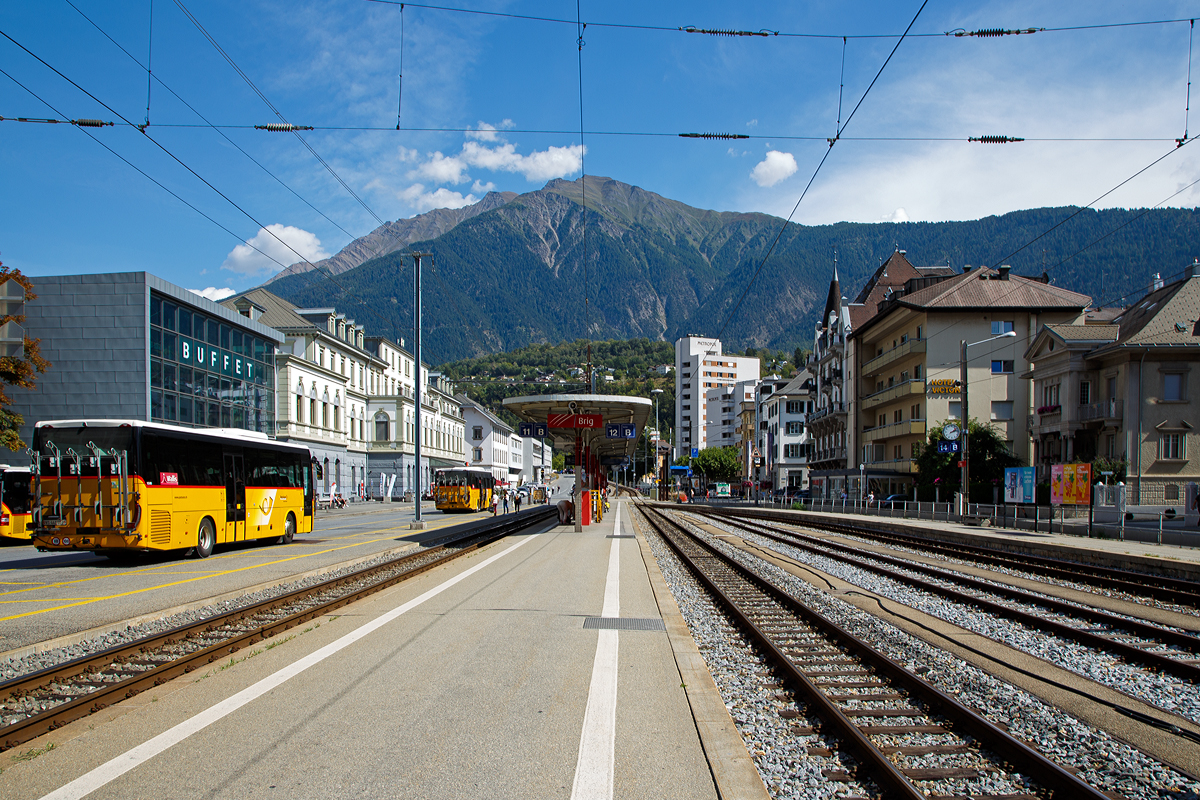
[861,379,924,411]
[862,338,926,377]
[866,457,918,474]
[1079,399,1123,422]
[809,402,847,423]
[861,419,926,443]
[813,446,847,464]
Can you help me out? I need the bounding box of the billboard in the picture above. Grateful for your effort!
[1003,467,1035,504]
[1050,463,1091,505]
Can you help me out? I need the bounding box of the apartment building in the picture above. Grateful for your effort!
[852,264,1089,495]
[226,290,375,497]
[1025,264,1200,504]
[761,371,816,491]
[460,396,513,485]
[703,385,740,449]
[753,375,790,491]
[675,335,759,459]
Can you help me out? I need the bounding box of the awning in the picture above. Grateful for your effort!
[502,393,653,465]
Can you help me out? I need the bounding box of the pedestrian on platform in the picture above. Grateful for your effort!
[502,490,510,514]
[515,491,522,513]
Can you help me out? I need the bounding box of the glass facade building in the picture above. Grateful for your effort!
[149,292,275,433]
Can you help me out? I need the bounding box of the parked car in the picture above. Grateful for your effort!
[882,493,909,509]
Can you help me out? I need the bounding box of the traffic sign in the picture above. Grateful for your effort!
[690,447,699,458]
[519,422,548,438]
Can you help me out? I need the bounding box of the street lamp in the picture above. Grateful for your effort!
[651,388,663,499]
[960,330,1017,516]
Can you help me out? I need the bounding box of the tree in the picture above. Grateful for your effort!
[691,446,741,483]
[0,262,49,451]
[552,452,566,472]
[914,418,1020,500]
[793,346,805,370]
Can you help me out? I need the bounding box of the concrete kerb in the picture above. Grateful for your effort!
[631,506,771,800]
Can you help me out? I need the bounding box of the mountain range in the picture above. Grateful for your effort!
[261,176,1200,365]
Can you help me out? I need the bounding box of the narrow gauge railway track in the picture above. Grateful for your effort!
[707,507,1200,611]
[639,505,1112,800]
[0,508,556,752]
[693,510,1200,684]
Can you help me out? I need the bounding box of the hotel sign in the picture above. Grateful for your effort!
[926,378,960,396]
[179,338,257,381]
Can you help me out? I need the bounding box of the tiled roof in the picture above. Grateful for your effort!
[222,287,317,331]
[896,267,1090,311]
[1045,324,1118,343]
[1106,275,1200,347]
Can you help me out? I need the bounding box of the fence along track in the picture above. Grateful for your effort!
[638,504,1112,800]
[0,508,556,752]
[709,506,1200,611]
[697,510,1200,683]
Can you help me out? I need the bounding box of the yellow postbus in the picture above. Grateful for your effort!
[0,466,33,542]
[434,467,494,512]
[30,420,313,559]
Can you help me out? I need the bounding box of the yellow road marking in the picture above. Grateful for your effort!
[0,517,465,622]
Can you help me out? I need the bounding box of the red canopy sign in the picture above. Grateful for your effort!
[548,412,602,429]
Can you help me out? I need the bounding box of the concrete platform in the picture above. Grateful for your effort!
[3,500,766,800]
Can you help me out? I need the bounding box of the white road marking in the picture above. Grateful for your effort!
[570,501,622,800]
[39,533,541,800]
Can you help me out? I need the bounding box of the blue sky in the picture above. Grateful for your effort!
[4,1,1200,299]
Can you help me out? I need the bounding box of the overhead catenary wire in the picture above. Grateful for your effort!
[62,0,357,240]
[142,0,153,129]
[577,0,592,389]
[396,3,404,130]
[1181,19,1195,147]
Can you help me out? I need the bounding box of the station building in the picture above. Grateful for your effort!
[13,272,283,448]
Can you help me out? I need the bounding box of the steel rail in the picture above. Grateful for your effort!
[0,508,555,751]
[638,504,1110,800]
[708,505,1200,609]
[698,510,1200,682]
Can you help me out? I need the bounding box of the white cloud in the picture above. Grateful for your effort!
[190,286,236,301]
[460,141,585,181]
[466,119,515,142]
[399,183,479,212]
[221,224,330,276]
[746,119,758,127]
[750,150,798,187]
[416,151,470,184]
[472,179,497,194]
[879,208,910,223]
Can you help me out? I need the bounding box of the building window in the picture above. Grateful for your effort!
[991,320,1014,335]
[991,360,1014,374]
[894,444,903,460]
[375,413,390,442]
[1041,384,1060,407]
[786,421,802,435]
[1106,434,1116,458]
[784,444,802,458]
[916,325,923,340]
[472,426,483,440]
[1163,372,1185,402]
[296,395,304,423]
[1079,381,1091,405]
[473,448,483,461]
[894,409,903,423]
[1160,433,1184,460]
[1166,484,1181,501]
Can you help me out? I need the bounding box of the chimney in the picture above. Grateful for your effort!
[1191,258,1200,279]
[1152,272,1164,290]
[962,264,973,273]
[998,265,1011,280]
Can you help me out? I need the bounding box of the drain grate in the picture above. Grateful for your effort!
[583,617,666,631]
[605,534,636,539]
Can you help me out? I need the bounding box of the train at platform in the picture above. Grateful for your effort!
[29,420,314,559]
[434,467,495,512]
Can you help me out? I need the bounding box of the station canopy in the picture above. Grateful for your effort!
[502,393,653,466]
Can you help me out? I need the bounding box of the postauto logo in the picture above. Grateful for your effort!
[179,338,258,381]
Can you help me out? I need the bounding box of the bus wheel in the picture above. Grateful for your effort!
[280,512,296,545]
[195,518,215,559]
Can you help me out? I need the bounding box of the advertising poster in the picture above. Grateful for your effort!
[1063,464,1078,505]
[1072,463,1091,505]
[1004,467,1036,503]
[1050,464,1064,505]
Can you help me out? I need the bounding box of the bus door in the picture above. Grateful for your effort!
[224,453,246,541]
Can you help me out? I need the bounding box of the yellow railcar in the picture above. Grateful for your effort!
[434,467,494,512]
[0,466,33,542]
[30,420,314,559]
